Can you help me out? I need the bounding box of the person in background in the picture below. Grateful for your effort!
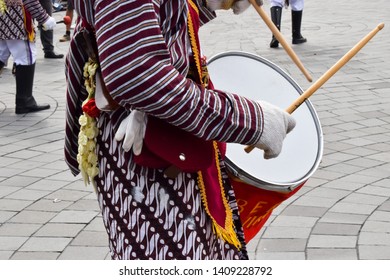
[0,0,56,113]
[269,0,307,48]
[59,1,74,42]
[38,0,64,58]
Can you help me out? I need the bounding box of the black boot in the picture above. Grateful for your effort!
[292,10,307,44]
[270,6,282,48]
[15,64,50,114]
[38,0,64,59]
[40,31,64,58]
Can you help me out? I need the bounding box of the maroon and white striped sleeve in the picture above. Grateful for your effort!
[23,0,49,24]
[95,0,264,146]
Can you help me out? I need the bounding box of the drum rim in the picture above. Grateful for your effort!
[208,51,324,191]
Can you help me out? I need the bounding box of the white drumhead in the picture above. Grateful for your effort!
[207,52,323,188]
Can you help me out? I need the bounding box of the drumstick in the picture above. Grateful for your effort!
[245,23,385,154]
[249,0,313,82]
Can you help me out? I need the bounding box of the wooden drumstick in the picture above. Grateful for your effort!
[245,23,385,154]
[249,0,313,82]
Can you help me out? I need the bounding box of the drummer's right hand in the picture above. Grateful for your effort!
[255,101,296,159]
[115,110,147,156]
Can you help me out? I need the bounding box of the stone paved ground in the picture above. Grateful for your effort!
[0,0,389,260]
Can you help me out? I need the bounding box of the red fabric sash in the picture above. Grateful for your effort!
[23,6,34,42]
[187,0,239,247]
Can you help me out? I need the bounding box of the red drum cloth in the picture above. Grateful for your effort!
[232,179,304,243]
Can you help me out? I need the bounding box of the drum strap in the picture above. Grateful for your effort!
[187,0,241,249]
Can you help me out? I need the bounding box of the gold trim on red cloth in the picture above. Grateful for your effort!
[187,1,202,83]
[187,0,241,249]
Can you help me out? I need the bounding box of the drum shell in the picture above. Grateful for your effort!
[207,51,323,192]
[207,51,323,242]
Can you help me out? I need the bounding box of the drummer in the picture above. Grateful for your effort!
[64,0,295,260]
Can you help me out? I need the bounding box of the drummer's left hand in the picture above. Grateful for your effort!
[207,0,263,14]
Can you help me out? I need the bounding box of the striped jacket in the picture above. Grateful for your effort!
[64,0,265,175]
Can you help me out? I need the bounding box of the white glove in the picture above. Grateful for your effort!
[207,0,263,14]
[255,101,296,159]
[115,110,147,155]
[42,16,56,31]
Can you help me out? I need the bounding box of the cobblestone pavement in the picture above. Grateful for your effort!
[0,1,389,260]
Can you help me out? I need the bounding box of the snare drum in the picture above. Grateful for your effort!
[207,51,323,242]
